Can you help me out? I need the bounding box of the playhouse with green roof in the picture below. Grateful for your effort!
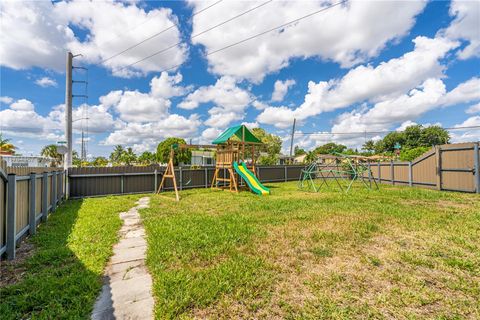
[211,125,270,195]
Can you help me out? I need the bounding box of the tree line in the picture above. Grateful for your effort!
[294,125,450,162]
[1,124,451,167]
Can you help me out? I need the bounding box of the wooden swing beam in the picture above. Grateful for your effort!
[156,144,216,201]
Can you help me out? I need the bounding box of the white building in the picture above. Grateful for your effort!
[1,155,54,167]
[191,150,215,166]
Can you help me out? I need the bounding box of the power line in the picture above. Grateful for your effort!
[117,0,343,74]
[295,125,480,136]
[100,0,224,64]
[206,0,347,56]
[119,0,273,71]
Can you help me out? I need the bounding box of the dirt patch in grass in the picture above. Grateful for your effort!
[145,182,480,318]
[0,240,35,287]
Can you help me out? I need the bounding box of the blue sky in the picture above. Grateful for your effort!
[1,0,479,158]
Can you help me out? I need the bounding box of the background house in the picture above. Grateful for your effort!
[1,155,54,167]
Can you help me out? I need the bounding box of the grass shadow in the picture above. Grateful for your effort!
[0,195,137,319]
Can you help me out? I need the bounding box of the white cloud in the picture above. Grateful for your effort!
[10,99,35,111]
[271,79,296,102]
[450,116,480,143]
[331,77,480,136]
[97,73,202,149]
[113,90,171,123]
[466,102,480,114]
[103,114,201,148]
[201,127,222,142]
[48,103,120,134]
[257,36,459,128]
[179,77,252,110]
[454,115,480,128]
[100,72,192,123]
[0,1,73,71]
[57,0,187,77]
[442,0,480,59]
[241,121,259,129]
[150,72,190,99]
[0,0,186,75]
[35,77,58,87]
[252,100,269,110]
[440,77,480,106]
[189,0,426,81]
[0,96,14,104]
[396,120,418,131]
[179,76,253,128]
[0,99,58,137]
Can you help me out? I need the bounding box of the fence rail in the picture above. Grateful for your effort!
[2,143,477,259]
[365,142,480,193]
[68,142,480,198]
[68,165,306,198]
[0,160,65,260]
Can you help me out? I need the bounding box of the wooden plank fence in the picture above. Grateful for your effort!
[68,142,480,198]
[68,165,307,198]
[0,160,65,260]
[366,142,480,193]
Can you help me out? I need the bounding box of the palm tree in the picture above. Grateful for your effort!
[120,147,137,166]
[41,145,62,167]
[0,133,15,154]
[109,145,125,165]
[138,151,155,165]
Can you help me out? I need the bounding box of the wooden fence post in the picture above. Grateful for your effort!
[390,161,394,185]
[435,146,442,191]
[408,162,413,187]
[52,171,57,212]
[42,172,48,222]
[367,162,372,183]
[474,143,479,194]
[29,173,36,236]
[284,166,287,182]
[377,162,381,183]
[6,174,16,260]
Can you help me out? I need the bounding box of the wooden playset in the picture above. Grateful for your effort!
[156,125,270,201]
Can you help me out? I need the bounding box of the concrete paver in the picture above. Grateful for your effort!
[92,197,153,320]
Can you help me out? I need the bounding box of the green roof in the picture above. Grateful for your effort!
[212,125,262,144]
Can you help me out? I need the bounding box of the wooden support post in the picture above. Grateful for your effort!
[157,154,179,201]
[474,143,479,194]
[154,169,158,192]
[284,166,288,182]
[6,174,16,260]
[390,160,394,185]
[377,161,381,183]
[29,173,37,235]
[367,162,372,183]
[42,172,48,222]
[52,171,57,211]
[408,161,413,187]
[435,146,442,191]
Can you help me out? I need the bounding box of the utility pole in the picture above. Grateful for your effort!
[65,52,73,171]
[289,118,296,157]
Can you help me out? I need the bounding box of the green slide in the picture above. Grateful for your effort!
[233,161,270,195]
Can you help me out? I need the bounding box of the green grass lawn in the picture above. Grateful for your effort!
[141,182,480,319]
[0,195,139,319]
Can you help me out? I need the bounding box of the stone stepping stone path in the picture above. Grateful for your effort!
[92,197,154,320]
